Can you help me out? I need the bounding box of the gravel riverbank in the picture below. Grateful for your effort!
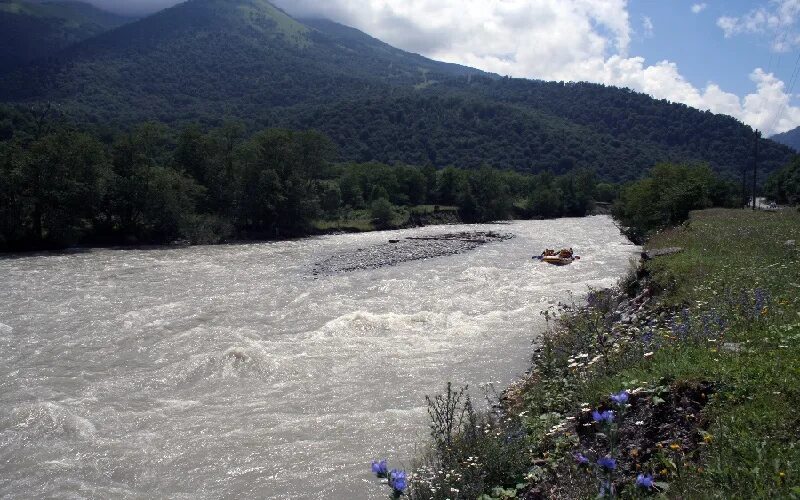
[312,231,514,274]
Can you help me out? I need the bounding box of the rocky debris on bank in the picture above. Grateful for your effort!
[641,247,683,260]
[312,231,514,274]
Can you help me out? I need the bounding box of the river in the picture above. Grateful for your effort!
[0,217,637,499]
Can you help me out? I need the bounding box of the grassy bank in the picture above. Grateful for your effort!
[402,208,800,499]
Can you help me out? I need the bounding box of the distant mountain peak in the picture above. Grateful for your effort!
[771,126,800,152]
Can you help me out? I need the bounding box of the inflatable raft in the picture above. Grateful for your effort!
[533,250,580,266]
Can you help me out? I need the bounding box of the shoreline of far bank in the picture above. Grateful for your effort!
[0,210,616,258]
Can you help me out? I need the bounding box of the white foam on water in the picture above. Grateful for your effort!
[3,402,97,439]
[0,217,638,499]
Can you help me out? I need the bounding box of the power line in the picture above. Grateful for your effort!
[767,49,800,135]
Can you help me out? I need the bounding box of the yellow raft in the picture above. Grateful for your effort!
[541,255,575,266]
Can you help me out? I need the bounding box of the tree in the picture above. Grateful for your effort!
[466,167,513,222]
[612,163,723,242]
[320,183,342,218]
[765,157,800,205]
[371,198,395,228]
[107,124,203,244]
[23,129,110,246]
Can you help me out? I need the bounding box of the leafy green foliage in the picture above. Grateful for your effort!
[369,198,394,229]
[0,115,613,251]
[765,156,800,205]
[612,163,740,242]
[0,127,110,248]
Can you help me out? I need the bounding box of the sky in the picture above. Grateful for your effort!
[87,0,800,136]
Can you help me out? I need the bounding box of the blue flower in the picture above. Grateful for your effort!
[636,473,655,489]
[389,469,407,492]
[597,456,616,470]
[371,459,388,477]
[592,409,614,424]
[610,390,629,405]
[574,452,590,465]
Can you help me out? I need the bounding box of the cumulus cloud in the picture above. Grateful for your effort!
[691,3,707,14]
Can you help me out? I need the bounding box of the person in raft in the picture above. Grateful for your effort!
[558,248,574,258]
[542,249,556,257]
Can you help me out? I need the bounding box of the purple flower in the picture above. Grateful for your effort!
[371,459,388,477]
[592,409,614,424]
[597,456,616,470]
[389,469,407,492]
[574,452,590,465]
[636,473,655,489]
[610,390,629,405]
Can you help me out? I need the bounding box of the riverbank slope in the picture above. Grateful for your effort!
[407,208,800,498]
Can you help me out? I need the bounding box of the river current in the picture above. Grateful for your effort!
[0,217,637,499]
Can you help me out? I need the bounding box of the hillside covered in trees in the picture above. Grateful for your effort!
[0,0,793,182]
[0,0,131,73]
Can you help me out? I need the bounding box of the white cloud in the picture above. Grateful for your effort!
[717,0,800,51]
[273,0,800,134]
[691,3,707,14]
[642,16,654,38]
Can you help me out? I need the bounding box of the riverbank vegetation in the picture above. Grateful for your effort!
[611,163,740,243]
[1,117,605,252]
[403,208,799,498]
[766,156,800,206]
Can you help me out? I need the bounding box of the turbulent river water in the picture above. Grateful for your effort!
[0,217,638,499]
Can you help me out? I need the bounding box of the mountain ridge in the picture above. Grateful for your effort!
[0,0,793,181]
[771,126,800,152]
[0,0,132,73]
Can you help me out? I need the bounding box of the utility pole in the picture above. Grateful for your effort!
[742,154,748,208]
[752,130,760,211]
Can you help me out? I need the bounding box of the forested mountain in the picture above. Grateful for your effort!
[0,0,131,73]
[771,127,800,152]
[0,0,793,181]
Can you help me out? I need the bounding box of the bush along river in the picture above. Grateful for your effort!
[0,216,638,499]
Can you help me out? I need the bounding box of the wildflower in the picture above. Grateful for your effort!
[371,459,388,477]
[597,456,616,470]
[574,452,590,465]
[703,434,713,444]
[610,390,629,405]
[592,410,614,424]
[389,469,407,493]
[636,473,655,489]
[669,443,681,451]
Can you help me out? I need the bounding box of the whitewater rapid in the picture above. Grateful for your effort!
[0,217,637,499]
